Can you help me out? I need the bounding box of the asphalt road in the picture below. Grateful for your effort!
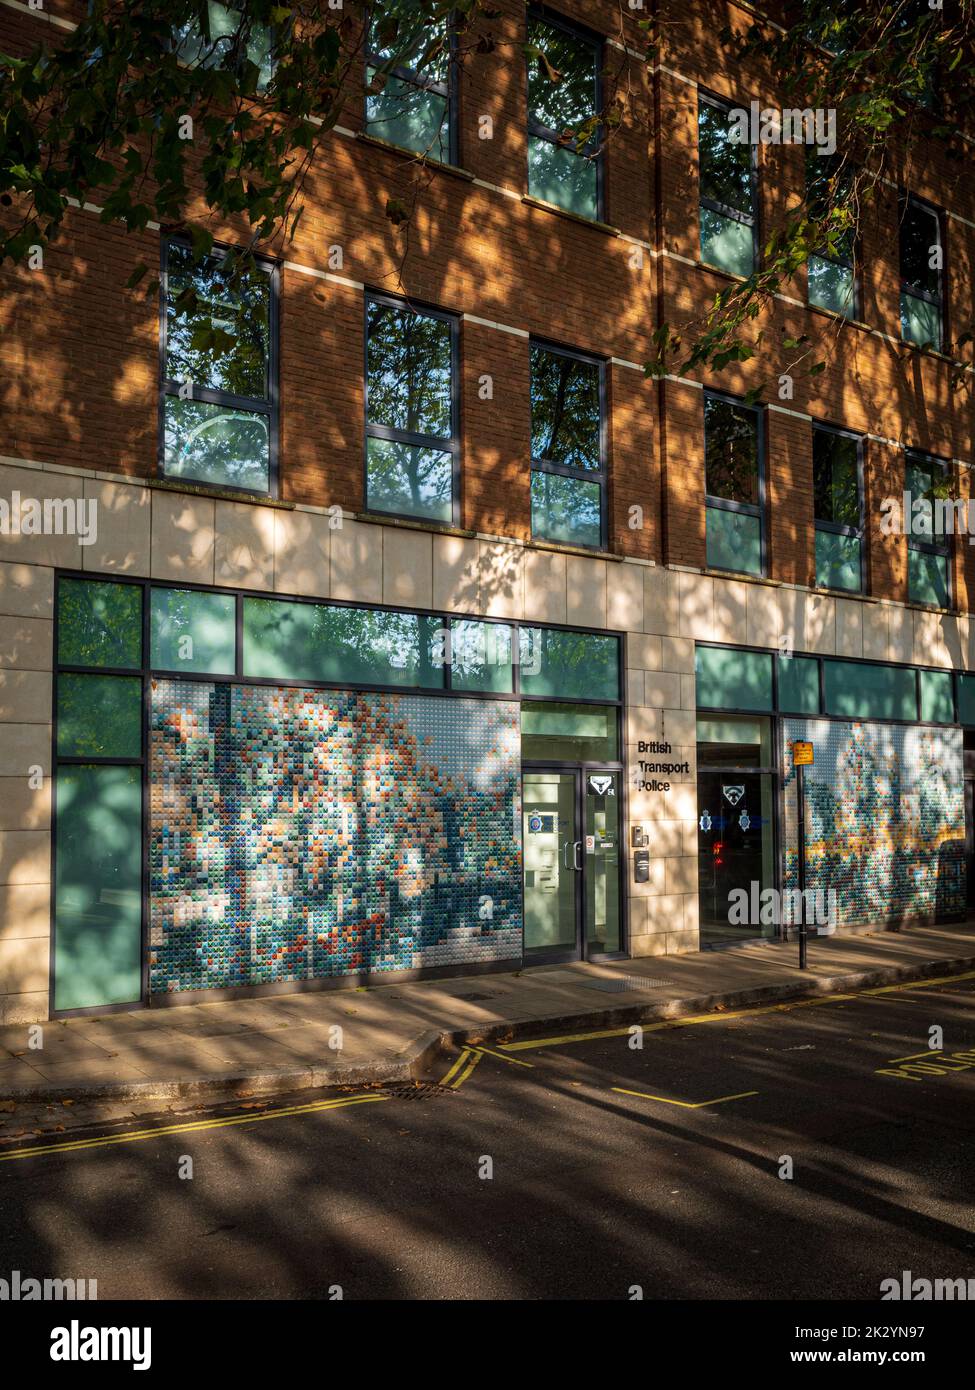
[2,973,975,1300]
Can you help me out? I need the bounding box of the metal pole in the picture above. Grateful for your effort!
[797,763,807,970]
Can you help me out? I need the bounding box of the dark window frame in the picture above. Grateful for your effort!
[364,11,460,165]
[811,421,865,594]
[905,448,953,610]
[526,6,604,221]
[703,389,767,578]
[529,337,608,551]
[697,89,759,273]
[898,191,945,351]
[805,151,860,319]
[363,289,462,528]
[158,237,280,499]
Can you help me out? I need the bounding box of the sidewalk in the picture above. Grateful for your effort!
[2,925,974,1105]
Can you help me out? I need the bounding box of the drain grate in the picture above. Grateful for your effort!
[381,1082,458,1099]
[579,976,667,993]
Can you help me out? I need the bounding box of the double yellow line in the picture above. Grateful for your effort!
[0,1092,389,1163]
[439,1048,482,1089]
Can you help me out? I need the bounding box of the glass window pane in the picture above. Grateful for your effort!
[696,714,772,765]
[164,397,270,493]
[900,200,941,299]
[808,256,855,315]
[919,668,953,723]
[905,455,951,539]
[813,429,860,525]
[900,291,941,348]
[695,644,772,712]
[527,135,598,218]
[54,764,142,1011]
[530,347,601,469]
[366,438,453,522]
[165,240,270,397]
[366,301,452,438]
[527,17,596,132]
[521,701,618,760]
[151,588,236,674]
[519,627,619,701]
[705,396,760,504]
[451,621,513,693]
[815,528,862,592]
[958,674,975,725]
[531,471,602,548]
[908,547,949,607]
[366,70,449,159]
[706,505,762,576]
[369,13,449,82]
[243,598,445,688]
[823,660,918,720]
[698,101,754,217]
[778,655,820,714]
[173,2,274,89]
[57,675,142,758]
[700,206,754,277]
[58,577,142,669]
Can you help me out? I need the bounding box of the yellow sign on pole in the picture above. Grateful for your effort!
[792,741,814,766]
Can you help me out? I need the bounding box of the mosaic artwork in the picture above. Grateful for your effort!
[149,682,523,993]
[782,719,966,926]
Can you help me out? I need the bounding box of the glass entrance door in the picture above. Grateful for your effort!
[523,770,580,958]
[522,767,623,960]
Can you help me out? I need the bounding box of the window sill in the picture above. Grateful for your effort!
[521,195,620,238]
[354,131,475,183]
[697,258,751,286]
[807,301,870,333]
[527,537,622,563]
[150,477,294,510]
[356,510,477,539]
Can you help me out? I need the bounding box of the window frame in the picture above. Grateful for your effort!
[363,289,461,528]
[805,151,860,319]
[811,421,865,594]
[525,6,604,222]
[905,448,953,610]
[697,89,759,276]
[529,337,608,551]
[364,11,459,165]
[158,237,280,499]
[703,389,767,578]
[898,192,945,351]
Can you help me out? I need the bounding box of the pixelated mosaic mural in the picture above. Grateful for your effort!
[149,682,522,993]
[782,719,966,925]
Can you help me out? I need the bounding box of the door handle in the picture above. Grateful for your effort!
[574,840,583,871]
[562,841,571,870]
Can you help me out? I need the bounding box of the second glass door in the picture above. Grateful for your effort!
[522,767,622,961]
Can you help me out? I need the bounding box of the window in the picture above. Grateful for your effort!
[824,660,917,721]
[778,654,821,715]
[813,425,863,593]
[526,11,602,220]
[365,10,454,161]
[243,597,446,688]
[172,1,275,90]
[450,621,514,694]
[919,669,954,724]
[695,645,773,712]
[806,150,857,317]
[906,452,951,608]
[530,342,605,548]
[698,94,757,277]
[151,588,236,674]
[899,195,944,349]
[519,627,620,702]
[704,394,764,577]
[161,240,277,495]
[364,294,458,524]
[521,702,619,760]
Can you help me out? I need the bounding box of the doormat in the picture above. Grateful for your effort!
[579,976,667,993]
